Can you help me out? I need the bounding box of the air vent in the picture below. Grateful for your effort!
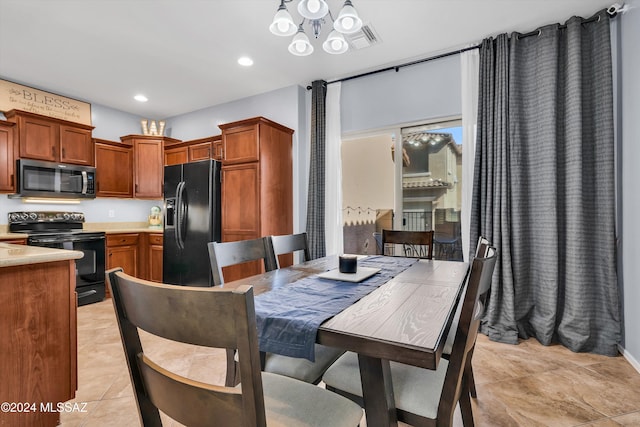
[345,23,380,50]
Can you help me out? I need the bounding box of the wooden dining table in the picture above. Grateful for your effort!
[223,255,470,427]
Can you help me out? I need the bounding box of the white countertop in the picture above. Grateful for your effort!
[0,243,83,268]
[0,232,28,239]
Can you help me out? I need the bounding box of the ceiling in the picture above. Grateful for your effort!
[0,0,613,119]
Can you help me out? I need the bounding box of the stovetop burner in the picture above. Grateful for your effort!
[8,211,86,233]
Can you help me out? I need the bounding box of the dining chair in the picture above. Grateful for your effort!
[208,237,276,386]
[381,229,435,259]
[270,232,311,269]
[106,268,363,427]
[207,237,276,286]
[209,237,345,386]
[322,246,498,427]
[441,236,492,399]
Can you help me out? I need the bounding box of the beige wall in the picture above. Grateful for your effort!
[341,134,395,224]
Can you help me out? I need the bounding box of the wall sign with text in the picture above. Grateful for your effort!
[0,79,92,126]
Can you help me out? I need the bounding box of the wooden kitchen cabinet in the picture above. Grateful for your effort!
[0,259,78,427]
[5,109,94,166]
[188,135,222,161]
[219,117,293,282]
[163,135,221,165]
[164,145,188,166]
[147,233,163,282]
[106,232,163,292]
[0,238,26,244]
[121,135,181,198]
[0,120,15,192]
[94,138,133,197]
[212,135,223,161]
[188,140,212,161]
[106,233,139,296]
[60,124,93,165]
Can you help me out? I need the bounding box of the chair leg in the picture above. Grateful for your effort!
[459,373,475,427]
[465,350,477,398]
[467,364,477,398]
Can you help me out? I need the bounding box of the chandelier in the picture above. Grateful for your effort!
[269,0,363,56]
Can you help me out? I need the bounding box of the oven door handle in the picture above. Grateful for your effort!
[29,237,66,244]
[29,236,105,244]
[69,236,105,243]
[77,289,98,299]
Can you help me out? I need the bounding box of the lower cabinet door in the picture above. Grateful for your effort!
[149,244,163,282]
[107,245,138,297]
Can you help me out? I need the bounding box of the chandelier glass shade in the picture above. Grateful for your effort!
[270,0,363,56]
[288,25,314,56]
[298,0,329,20]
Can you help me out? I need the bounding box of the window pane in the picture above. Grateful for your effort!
[401,121,463,260]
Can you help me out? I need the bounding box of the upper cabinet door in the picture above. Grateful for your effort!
[164,146,188,166]
[94,140,133,198]
[222,124,259,165]
[0,121,15,192]
[60,125,94,165]
[133,138,164,199]
[188,141,212,162]
[18,115,58,162]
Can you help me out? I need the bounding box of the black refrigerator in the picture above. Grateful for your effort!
[163,159,221,287]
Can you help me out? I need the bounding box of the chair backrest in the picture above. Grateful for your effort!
[106,268,267,427]
[475,235,490,258]
[270,232,310,269]
[208,237,276,285]
[381,229,434,259]
[436,246,497,424]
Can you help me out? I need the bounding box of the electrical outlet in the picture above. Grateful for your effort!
[108,209,115,218]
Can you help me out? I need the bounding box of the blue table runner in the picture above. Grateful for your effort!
[254,256,417,361]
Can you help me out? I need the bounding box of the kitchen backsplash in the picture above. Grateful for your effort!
[0,195,162,225]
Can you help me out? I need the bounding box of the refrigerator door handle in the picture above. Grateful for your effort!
[178,184,188,249]
[175,181,185,250]
[176,181,185,249]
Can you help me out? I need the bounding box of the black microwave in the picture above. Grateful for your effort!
[13,159,96,199]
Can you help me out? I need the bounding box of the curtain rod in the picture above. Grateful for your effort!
[517,8,616,40]
[307,4,621,89]
[306,44,480,89]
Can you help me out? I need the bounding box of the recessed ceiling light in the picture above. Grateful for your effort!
[134,94,148,102]
[238,56,254,67]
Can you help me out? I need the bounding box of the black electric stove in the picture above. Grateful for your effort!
[9,211,106,306]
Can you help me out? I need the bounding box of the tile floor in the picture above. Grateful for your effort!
[59,300,640,427]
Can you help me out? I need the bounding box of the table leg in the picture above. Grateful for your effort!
[357,354,398,427]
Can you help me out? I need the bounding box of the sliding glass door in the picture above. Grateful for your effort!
[341,118,463,260]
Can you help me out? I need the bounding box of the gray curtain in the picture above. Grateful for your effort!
[471,10,621,356]
[306,80,327,259]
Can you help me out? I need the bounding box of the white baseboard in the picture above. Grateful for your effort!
[618,344,640,374]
